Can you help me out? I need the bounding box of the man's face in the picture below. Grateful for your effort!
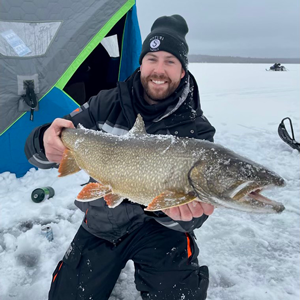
[140,51,185,105]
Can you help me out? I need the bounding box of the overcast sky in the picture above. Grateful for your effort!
[136,0,300,58]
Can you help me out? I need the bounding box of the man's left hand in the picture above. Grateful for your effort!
[163,201,214,221]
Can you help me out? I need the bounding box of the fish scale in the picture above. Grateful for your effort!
[66,132,195,204]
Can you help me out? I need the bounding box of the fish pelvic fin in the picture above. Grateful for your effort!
[76,182,112,202]
[58,149,81,177]
[145,191,197,212]
[128,114,147,135]
[104,194,124,208]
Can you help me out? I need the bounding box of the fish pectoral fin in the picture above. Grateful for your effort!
[104,194,124,208]
[76,182,112,202]
[145,191,197,212]
[58,149,81,177]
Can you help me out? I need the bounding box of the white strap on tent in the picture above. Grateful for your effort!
[101,34,119,58]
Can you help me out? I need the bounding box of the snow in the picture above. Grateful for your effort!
[1,63,299,300]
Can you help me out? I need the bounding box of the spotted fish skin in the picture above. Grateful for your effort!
[58,115,285,213]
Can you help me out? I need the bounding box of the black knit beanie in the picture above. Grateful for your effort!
[139,14,189,71]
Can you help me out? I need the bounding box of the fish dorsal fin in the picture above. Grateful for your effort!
[129,114,147,135]
[77,123,85,129]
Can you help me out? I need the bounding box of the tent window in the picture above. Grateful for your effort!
[0,21,61,57]
[64,14,126,105]
[101,34,120,58]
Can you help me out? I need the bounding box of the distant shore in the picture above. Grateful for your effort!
[188,54,300,64]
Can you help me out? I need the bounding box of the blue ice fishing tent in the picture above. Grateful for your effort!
[0,0,142,177]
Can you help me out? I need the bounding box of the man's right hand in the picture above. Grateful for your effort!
[43,118,75,163]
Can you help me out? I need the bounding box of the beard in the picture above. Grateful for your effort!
[140,74,181,102]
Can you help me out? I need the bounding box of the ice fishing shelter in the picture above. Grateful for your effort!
[0,0,142,177]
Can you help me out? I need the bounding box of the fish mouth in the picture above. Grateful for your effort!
[231,183,285,213]
[191,179,285,213]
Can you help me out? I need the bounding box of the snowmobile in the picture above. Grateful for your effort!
[278,117,300,152]
[266,63,287,71]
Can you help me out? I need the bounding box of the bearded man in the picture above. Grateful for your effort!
[25,14,216,300]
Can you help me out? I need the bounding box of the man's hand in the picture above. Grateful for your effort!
[43,118,74,163]
[163,201,214,222]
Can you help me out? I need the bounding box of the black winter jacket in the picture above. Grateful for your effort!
[25,69,216,244]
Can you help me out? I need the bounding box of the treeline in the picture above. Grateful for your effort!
[188,54,300,64]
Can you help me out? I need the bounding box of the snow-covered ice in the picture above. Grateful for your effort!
[0,63,299,300]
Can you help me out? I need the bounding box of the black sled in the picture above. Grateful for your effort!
[278,117,300,152]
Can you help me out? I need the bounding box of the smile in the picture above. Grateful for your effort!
[151,80,166,85]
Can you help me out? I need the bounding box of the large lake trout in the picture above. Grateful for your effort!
[58,115,285,213]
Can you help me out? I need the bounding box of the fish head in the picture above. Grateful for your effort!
[188,147,286,213]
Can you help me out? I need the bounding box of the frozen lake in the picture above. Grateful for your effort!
[0,63,299,300]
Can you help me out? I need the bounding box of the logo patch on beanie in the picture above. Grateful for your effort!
[150,39,160,50]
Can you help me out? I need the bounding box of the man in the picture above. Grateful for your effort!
[25,14,216,300]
